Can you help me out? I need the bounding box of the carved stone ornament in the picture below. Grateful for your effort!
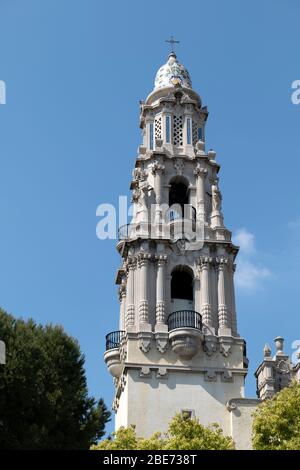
[151,159,165,174]
[119,374,127,392]
[221,370,233,383]
[220,341,232,357]
[203,337,217,356]
[156,367,168,379]
[155,332,169,354]
[176,238,186,254]
[275,360,290,374]
[204,369,217,382]
[112,397,120,412]
[194,164,207,178]
[131,188,141,204]
[138,332,152,353]
[174,158,185,175]
[119,342,127,362]
[132,167,147,182]
[212,182,222,212]
[140,366,151,377]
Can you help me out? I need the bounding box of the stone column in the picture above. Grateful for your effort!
[200,258,212,326]
[156,256,167,324]
[125,258,135,327]
[194,165,207,223]
[217,258,230,335]
[119,277,127,331]
[139,254,150,323]
[229,263,238,336]
[151,160,165,225]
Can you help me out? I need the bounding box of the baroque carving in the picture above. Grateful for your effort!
[174,158,185,175]
[138,332,152,353]
[155,332,169,354]
[203,337,217,356]
[151,159,165,174]
[220,342,232,357]
[194,164,207,178]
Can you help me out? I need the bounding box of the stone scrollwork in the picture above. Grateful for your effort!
[194,164,207,178]
[138,332,152,353]
[155,332,169,354]
[174,158,185,175]
[203,336,217,356]
[151,159,165,175]
[220,342,232,357]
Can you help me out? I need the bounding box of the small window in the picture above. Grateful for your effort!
[186,117,192,145]
[198,127,203,141]
[181,409,194,420]
[149,123,154,150]
[166,115,171,143]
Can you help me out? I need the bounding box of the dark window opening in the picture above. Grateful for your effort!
[169,181,189,212]
[171,269,193,300]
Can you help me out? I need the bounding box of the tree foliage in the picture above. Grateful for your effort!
[0,308,111,449]
[252,381,300,450]
[92,414,234,450]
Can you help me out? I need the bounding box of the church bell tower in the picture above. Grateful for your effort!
[104,50,249,441]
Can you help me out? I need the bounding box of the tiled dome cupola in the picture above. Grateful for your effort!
[154,52,192,90]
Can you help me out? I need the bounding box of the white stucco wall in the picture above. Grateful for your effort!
[116,368,245,440]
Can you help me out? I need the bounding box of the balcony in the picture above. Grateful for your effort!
[105,330,125,350]
[167,310,203,359]
[104,330,125,378]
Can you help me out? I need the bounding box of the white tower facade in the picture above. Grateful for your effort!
[104,53,257,449]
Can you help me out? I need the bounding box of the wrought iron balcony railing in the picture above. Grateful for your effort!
[118,224,135,240]
[167,310,202,331]
[105,330,125,351]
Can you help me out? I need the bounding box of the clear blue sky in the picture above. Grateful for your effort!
[0,0,299,433]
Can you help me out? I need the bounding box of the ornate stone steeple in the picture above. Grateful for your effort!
[104,53,251,447]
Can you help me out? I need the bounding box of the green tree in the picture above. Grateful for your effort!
[92,414,234,450]
[252,381,300,450]
[0,308,110,449]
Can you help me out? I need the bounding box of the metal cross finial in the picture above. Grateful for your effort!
[165,35,179,53]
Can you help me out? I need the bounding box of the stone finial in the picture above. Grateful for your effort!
[274,336,284,354]
[263,343,272,358]
[196,140,205,155]
[207,149,216,160]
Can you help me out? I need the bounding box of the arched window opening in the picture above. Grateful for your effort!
[171,267,194,301]
[169,179,189,218]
